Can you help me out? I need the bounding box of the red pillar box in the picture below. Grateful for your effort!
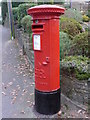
[27,5,65,115]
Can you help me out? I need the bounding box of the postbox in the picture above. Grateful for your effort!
[27,5,65,115]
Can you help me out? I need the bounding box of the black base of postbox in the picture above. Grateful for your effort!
[35,88,60,115]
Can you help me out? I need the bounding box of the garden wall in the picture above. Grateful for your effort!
[15,25,34,66]
[61,73,88,106]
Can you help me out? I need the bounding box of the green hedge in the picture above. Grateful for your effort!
[12,2,25,8]
[86,10,90,18]
[21,15,32,35]
[60,32,72,60]
[0,19,2,25]
[37,0,65,4]
[60,17,83,39]
[72,32,88,56]
[1,2,8,25]
[29,33,32,43]
[12,7,18,22]
[17,3,36,27]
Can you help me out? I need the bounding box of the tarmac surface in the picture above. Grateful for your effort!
[1,25,89,118]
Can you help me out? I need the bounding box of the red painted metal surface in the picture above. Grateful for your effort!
[27,5,65,92]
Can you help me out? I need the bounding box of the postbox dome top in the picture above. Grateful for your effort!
[27,4,65,16]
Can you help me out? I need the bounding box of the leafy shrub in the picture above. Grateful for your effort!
[38,0,53,4]
[72,32,88,56]
[12,2,25,7]
[87,10,90,18]
[60,17,82,38]
[61,56,90,80]
[18,3,36,27]
[30,33,32,43]
[21,15,32,35]
[1,2,8,25]
[83,15,89,22]
[0,19,2,24]
[12,7,18,22]
[64,8,82,22]
[37,0,65,4]
[54,0,65,4]
[60,32,72,60]
[75,72,90,80]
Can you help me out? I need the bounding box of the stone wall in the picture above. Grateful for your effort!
[61,73,88,106]
[15,25,34,67]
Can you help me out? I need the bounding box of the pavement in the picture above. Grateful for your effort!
[1,25,89,119]
[2,25,36,118]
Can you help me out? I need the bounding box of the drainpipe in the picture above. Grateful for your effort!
[7,0,15,40]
